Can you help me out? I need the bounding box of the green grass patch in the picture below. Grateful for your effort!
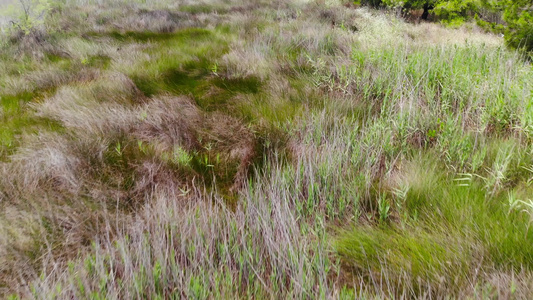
[126,28,231,97]
[124,27,265,112]
[0,92,63,159]
[336,226,470,292]
[84,54,111,69]
[179,4,228,15]
[336,153,533,294]
[211,76,262,94]
[106,28,212,43]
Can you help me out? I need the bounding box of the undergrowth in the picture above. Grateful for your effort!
[0,0,532,298]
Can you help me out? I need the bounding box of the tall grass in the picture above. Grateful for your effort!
[0,0,532,298]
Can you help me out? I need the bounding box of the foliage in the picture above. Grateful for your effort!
[500,0,533,56]
[375,0,480,24]
[475,0,533,57]
[3,0,53,34]
[433,0,480,25]
[362,0,532,55]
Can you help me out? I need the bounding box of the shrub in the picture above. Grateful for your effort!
[433,0,480,25]
[502,1,533,57]
[477,0,533,58]
[4,0,53,35]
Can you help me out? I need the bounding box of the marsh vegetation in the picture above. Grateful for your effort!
[0,0,532,298]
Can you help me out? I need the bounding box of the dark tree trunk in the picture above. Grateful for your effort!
[421,3,431,20]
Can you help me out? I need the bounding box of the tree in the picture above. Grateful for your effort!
[381,0,480,22]
[433,0,480,23]
[5,0,52,35]
[478,0,533,57]
[360,0,532,57]
[501,0,533,56]
[402,0,438,20]
[381,0,441,21]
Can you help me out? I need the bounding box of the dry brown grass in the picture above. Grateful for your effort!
[133,95,201,151]
[0,0,532,298]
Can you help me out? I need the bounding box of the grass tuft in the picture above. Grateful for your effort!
[0,0,532,298]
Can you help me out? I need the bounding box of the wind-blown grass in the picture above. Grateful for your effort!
[0,0,532,298]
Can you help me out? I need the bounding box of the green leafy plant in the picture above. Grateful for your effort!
[433,0,480,26]
[501,0,533,58]
[5,0,53,35]
[508,195,533,231]
[477,0,533,57]
[377,193,391,223]
[114,142,123,156]
[172,146,193,167]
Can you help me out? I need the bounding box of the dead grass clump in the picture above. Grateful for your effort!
[27,161,334,298]
[134,96,201,152]
[31,90,205,204]
[202,113,256,190]
[7,29,52,60]
[131,160,184,200]
[132,9,194,33]
[2,62,101,97]
[55,36,115,61]
[479,270,533,299]
[220,43,272,80]
[23,68,74,91]
[0,206,43,296]
[61,4,210,35]
[6,133,81,196]
[315,4,362,31]
[36,72,146,137]
[38,90,138,137]
[88,72,147,104]
[407,22,502,47]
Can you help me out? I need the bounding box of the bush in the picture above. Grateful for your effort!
[4,0,53,35]
[433,0,480,26]
[478,0,533,58]
[363,0,532,57]
[503,4,533,58]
